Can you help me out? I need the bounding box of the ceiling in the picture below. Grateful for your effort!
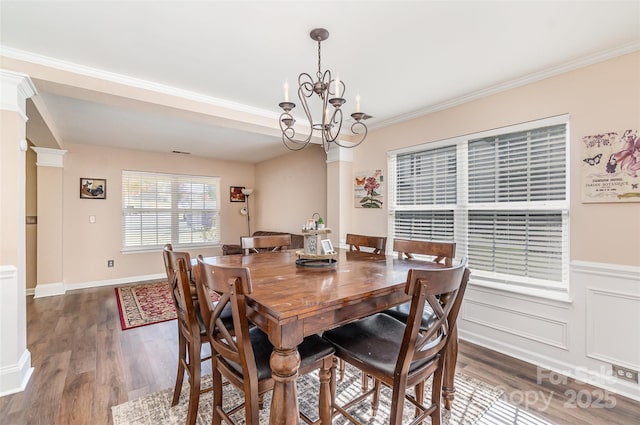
[1,1,639,163]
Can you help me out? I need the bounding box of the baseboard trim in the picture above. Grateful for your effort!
[65,273,166,291]
[459,330,640,402]
[32,273,166,298]
[0,349,33,397]
[33,282,65,298]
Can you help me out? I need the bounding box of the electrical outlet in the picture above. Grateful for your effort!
[612,365,639,383]
[107,259,114,268]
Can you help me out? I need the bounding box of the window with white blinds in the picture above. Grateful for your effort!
[122,171,220,251]
[388,116,569,292]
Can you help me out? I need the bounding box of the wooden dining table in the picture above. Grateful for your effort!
[201,249,459,424]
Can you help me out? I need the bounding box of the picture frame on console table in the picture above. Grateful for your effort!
[321,239,335,255]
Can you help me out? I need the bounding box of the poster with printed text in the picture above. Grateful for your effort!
[354,170,384,208]
[581,129,640,203]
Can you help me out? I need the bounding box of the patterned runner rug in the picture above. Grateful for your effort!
[112,364,503,424]
[115,281,176,330]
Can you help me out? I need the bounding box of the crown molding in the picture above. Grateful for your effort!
[370,41,640,131]
[0,46,279,120]
[3,40,639,133]
[0,69,37,120]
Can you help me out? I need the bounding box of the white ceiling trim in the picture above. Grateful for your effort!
[0,46,280,120]
[370,40,640,131]
[0,69,37,120]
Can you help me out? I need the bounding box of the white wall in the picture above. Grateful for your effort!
[254,145,327,235]
[34,142,255,293]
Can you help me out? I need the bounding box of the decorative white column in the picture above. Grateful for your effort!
[326,145,353,248]
[0,70,36,396]
[31,147,66,298]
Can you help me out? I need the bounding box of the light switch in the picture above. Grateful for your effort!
[89,215,96,223]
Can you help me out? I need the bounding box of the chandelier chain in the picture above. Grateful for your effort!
[316,40,322,80]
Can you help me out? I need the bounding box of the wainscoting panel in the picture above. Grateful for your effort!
[586,288,640,370]
[462,298,568,349]
[459,261,640,402]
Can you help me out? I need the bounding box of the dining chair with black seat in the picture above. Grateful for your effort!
[196,258,336,425]
[341,233,388,383]
[383,238,460,408]
[168,256,213,425]
[345,233,387,255]
[323,260,470,425]
[241,234,291,255]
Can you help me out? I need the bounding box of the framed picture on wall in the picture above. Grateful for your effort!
[230,186,246,202]
[354,169,384,208]
[80,178,106,199]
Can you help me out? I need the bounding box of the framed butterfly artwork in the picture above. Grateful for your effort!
[354,170,384,208]
[581,129,640,203]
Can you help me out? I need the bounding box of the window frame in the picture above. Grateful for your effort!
[121,170,221,253]
[388,115,570,298]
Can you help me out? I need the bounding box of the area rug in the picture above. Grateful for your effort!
[112,364,503,424]
[115,281,176,330]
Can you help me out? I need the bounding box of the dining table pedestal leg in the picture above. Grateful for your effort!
[269,347,301,424]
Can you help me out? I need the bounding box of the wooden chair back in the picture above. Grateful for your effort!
[400,261,469,369]
[241,234,291,255]
[163,245,199,298]
[196,258,263,423]
[197,259,254,366]
[173,257,201,346]
[393,238,456,266]
[345,233,387,254]
[384,260,469,422]
[162,243,174,282]
[163,244,193,284]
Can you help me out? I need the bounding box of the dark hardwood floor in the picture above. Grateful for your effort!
[0,285,638,424]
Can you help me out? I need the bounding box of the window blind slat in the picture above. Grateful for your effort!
[122,171,221,250]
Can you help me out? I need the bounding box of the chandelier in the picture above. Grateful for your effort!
[278,28,368,152]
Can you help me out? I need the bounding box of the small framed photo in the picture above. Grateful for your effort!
[321,239,335,255]
[230,186,246,202]
[80,178,106,199]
